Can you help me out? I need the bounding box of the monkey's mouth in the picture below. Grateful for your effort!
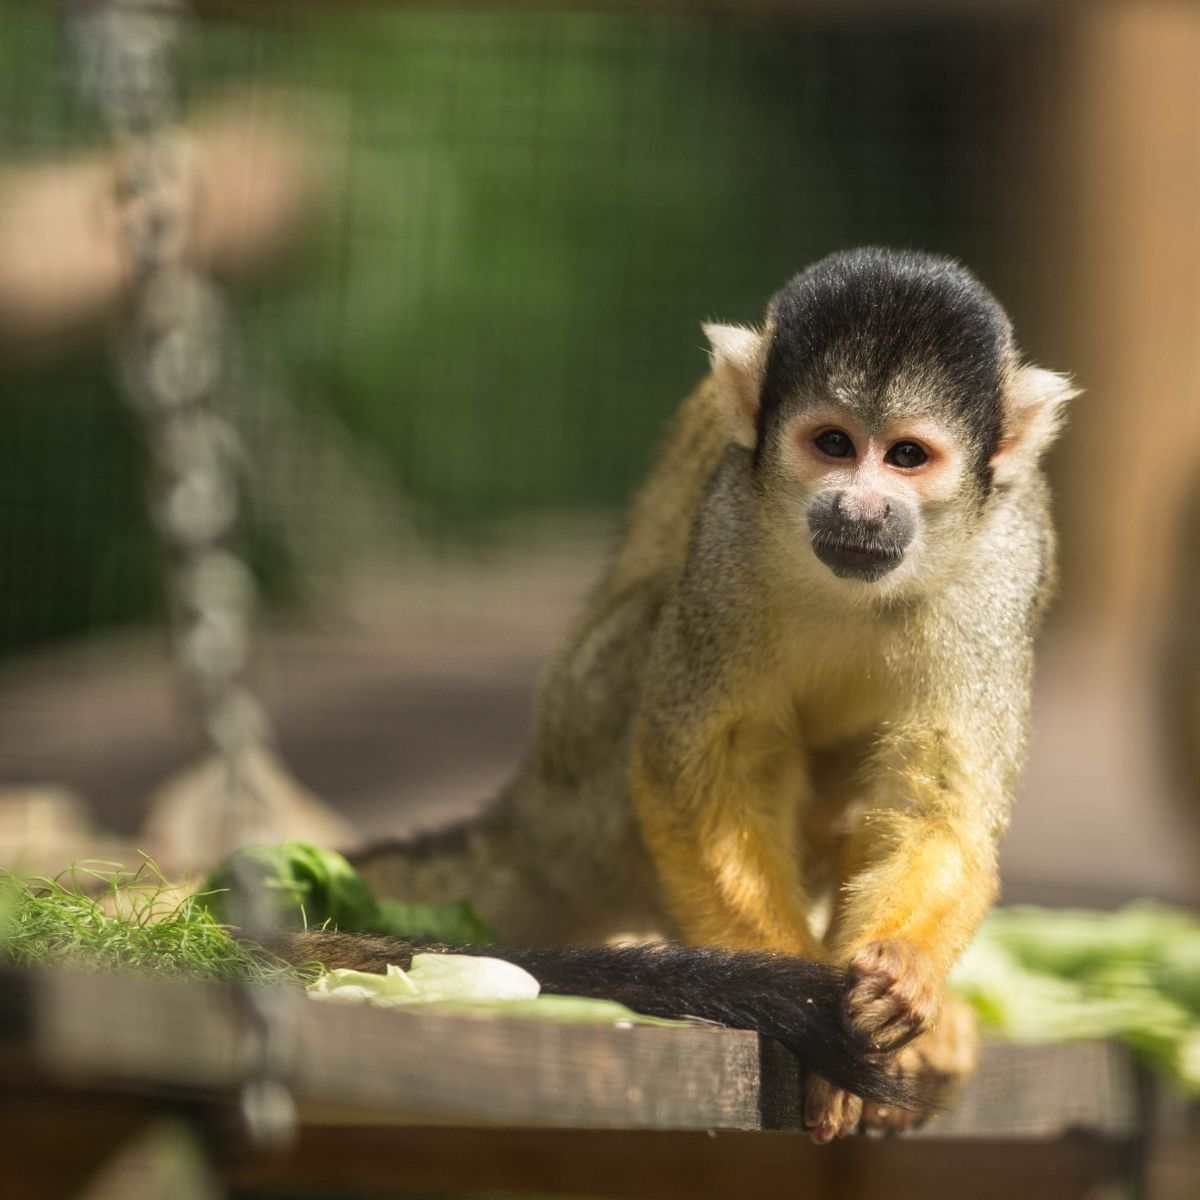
[811,538,905,582]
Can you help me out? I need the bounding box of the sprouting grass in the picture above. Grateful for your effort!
[0,859,317,986]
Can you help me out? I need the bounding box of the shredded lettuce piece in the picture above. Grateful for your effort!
[952,903,1200,1093]
[308,954,540,1007]
[307,952,685,1027]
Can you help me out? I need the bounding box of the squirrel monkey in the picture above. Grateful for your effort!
[343,247,1073,1139]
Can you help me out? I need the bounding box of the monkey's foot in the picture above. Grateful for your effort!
[860,993,980,1135]
[802,1074,863,1144]
[844,939,940,1052]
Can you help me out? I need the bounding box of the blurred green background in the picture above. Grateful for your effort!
[0,4,1029,656]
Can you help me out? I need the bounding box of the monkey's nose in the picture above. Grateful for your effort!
[833,491,891,530]
[860,502,891,531]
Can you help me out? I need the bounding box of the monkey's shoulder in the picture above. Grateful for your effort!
[940,479,1056,634]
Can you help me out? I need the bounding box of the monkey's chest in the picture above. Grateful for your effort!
[791,663,896,752]
[785,663,901,886]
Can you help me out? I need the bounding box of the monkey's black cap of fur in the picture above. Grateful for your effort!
[759,248,1012,475]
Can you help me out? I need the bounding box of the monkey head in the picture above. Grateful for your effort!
[705,248,1075,600]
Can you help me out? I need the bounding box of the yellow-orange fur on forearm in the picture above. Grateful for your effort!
[631,742,823,955]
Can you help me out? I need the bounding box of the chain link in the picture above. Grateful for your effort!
[71,0,296,1152]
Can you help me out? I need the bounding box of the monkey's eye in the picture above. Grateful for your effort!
[885,441,928,469]
[814,430,855,459]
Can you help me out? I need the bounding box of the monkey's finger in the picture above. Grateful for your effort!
[862,1006,930,1052]
[846,990,933,1051]
[844,946,940,1047]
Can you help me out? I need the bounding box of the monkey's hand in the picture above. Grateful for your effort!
[844,939,941,1052]
[803,940,944,1143]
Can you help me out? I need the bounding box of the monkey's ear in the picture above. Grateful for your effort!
[704,322,766,447]
[991,365,1078,485]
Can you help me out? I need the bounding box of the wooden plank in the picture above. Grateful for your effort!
[286,993,763,1130]
[227,1125,1131,1200]
[757,1034,1142,1141]
[11,968,765,1131]
[918,1041,1142,1140]
[0,967,1147,1140]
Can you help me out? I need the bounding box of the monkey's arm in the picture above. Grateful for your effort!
[274,930,914,1107]
[827,733,1001,977]
[822,665,1023,1058]
[631,718,823,957]
[829,743,998,1049]
[794,719,1001,1139]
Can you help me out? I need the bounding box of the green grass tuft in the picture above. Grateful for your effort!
[0,859,317,987]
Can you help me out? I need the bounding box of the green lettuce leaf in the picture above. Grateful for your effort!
[196,841,494,943]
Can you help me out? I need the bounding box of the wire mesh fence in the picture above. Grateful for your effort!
[0,3,1037,657]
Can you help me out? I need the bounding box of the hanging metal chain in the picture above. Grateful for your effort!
[71,0,296,1152]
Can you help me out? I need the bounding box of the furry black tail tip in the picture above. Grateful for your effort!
[484,942,928,1112]
[831,1037,922,1113]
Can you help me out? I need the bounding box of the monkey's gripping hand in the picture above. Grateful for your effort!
[274,932,922,1113]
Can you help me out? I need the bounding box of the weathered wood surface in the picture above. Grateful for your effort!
[0,966,1143,1139]
[229,1126,1133,1200]
[0,1091,1138,1200]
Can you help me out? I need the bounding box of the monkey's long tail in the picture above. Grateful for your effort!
[273,931,915,1109]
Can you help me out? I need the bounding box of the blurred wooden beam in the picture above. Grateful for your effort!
[0,93,329,359]
[1043,1,1200,644]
